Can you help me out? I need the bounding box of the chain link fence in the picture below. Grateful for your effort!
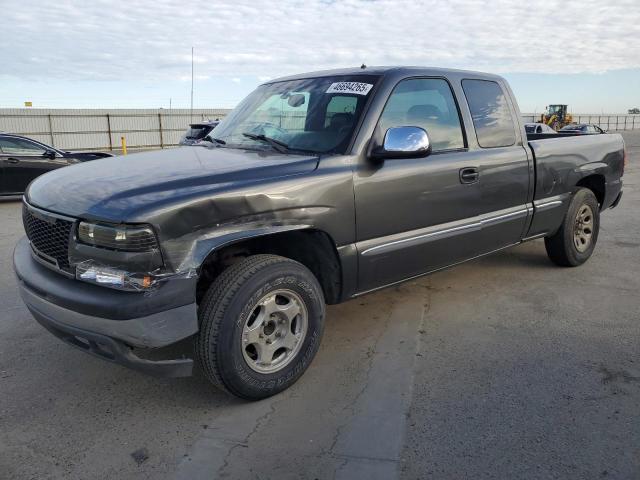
[521,114,640,131]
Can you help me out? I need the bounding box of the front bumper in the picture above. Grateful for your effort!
[14,236,199,377]
[32,309,194,377]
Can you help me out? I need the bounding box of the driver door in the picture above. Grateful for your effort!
[354,77,482,293]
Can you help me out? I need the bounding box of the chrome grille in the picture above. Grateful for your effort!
[22,203,74,273]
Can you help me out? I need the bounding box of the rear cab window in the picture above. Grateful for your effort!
[324,96,358,129]
[461,79,516,148]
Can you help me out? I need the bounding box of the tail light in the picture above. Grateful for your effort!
[623,145,628,175]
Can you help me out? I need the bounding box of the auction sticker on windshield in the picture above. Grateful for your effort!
[326,82,373,95]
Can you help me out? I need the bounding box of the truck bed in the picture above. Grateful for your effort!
[524,132,625,239]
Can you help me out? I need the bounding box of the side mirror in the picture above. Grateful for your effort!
[370,126,432,160]
[43,150,56,159]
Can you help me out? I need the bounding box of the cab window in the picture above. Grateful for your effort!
[462,79,516,148]
[378,78,465,151]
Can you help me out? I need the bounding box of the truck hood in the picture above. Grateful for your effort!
[26,146,319,222]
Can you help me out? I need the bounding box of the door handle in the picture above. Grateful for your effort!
[6,158,20,164]
[459,167,479,184]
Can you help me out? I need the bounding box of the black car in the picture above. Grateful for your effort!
[178,120,220,145]
[0,133,112,196]
[559,124,606,134]
[525,122,557,134]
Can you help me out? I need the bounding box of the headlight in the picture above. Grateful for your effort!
[78,222,158,252]
[75,263,155,291]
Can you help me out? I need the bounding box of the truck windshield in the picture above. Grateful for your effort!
[210,75,380,154]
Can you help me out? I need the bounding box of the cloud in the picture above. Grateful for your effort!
[1,0,639,83]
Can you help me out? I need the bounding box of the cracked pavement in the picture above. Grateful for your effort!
[1,131,639,479]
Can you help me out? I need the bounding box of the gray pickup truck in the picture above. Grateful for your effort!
[14,67,625,399]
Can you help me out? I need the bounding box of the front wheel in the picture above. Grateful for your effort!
[195,254,325,400]
[544,188,600,267]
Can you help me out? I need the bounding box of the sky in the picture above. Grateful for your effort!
[1,0,639,113]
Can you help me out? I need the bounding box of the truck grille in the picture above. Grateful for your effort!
[22,203,74,273]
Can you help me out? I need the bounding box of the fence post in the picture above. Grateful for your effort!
[106,114,113,151]
[624,116,627,131]
[158,113,164,149]
[47,114,54,147]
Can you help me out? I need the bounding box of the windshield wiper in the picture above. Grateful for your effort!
[203,136,226,145]
[242,133,290,153]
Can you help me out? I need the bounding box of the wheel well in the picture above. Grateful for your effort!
[576,174,605,207]
[196,229,342,305]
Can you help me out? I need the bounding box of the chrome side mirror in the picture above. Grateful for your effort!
[370,126,432,160]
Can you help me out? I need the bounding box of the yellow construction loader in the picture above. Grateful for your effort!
[540,105,573,131]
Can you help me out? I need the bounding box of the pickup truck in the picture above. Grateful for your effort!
[14,67,625,400]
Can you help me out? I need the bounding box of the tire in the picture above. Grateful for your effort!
[544,188,600,267]
[195,254,325,400]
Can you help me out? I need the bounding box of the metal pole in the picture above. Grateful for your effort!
[106,114,113,151]
[47,114,54,147]
[190,47,194,122]
[158,113,164,149]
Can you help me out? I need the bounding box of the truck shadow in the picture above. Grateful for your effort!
[166,241,555,400]
[473,241,555,270]
[21,239,557,408]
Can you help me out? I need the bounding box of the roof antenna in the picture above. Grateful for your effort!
[360,63,366,69]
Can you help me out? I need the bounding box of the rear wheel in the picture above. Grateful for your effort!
[544,188,600,267]
[195,254,325,400]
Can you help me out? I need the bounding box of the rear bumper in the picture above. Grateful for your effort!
[14,236,198,377]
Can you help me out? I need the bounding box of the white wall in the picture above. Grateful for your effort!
[2,108,639,152]
[0,108,231,152]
